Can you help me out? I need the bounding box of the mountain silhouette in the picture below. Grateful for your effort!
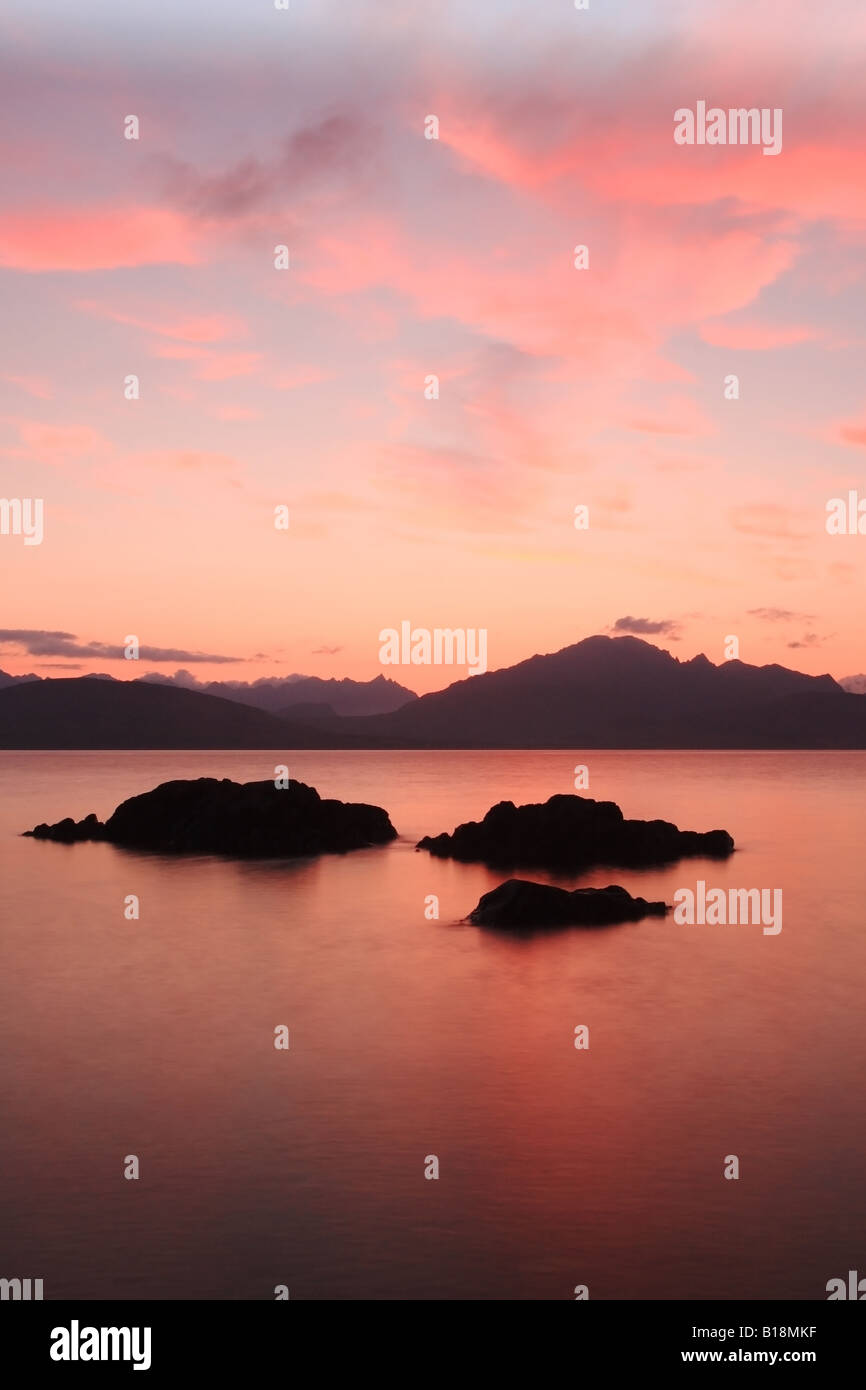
[138,671,416,715]
[2,638,865,748]
[0,677,364,749]
[335,636,866,748]
[273,674,417,717]
[0,669,39,689]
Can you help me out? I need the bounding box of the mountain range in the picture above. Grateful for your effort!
[1,636,865,748]
[0,677,361,750]
[0,669,416,717]
[137,671,417,717]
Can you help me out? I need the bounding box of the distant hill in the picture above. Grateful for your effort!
[138,670,417,716]
[275,674,416,717]
[280,701,339,722]
[839,674,866,694]
[0,669,40,689]
[334,636,866,748]
[0,677,366,749]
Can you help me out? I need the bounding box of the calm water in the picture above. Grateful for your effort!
[1,750,863,1301]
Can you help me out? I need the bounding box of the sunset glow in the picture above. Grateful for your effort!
[1,0,864,692]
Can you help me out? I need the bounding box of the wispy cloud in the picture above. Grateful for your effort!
[0,629,242,663]
[748,607,816,622]
[77,302,247,343]
[611,616,680,637]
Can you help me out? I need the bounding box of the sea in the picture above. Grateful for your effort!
[0,749,863,1300]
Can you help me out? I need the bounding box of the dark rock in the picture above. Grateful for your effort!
[25,812,106,843]
[467,878,667,928]
[418,793,734,870]
[24,778,397,858]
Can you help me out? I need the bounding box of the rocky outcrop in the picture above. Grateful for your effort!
[25,812,106,843]
[24,778,397,857]
[418,793,733,870]
[467,878,667,928]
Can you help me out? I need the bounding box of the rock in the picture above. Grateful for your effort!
[467,878,666,928]
[25,812,106,843]
[24,778,397,858]
[418,793,733,871]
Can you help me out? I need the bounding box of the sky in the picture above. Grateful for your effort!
[1,0,865,693]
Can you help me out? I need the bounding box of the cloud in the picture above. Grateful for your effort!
[77,302,246,343]
[133,450,238,473]
[272,367,334,391]
[158,115,372,221]
[194,352,262,382]
[138,670,309,691]
[0,628,74,644]
[837,419,866,447]
[611,616,680,636]
[214,405,261,422]
[311,645,343,655]
[729,505,812,539]
[625,395,713,437]
[787,633,827,649]
[0,629,241,663]
[2,374,52,399]
[748,607,815,622]
[3,419,110,463]
[148,342,262,380]
[699,320,818,351]
[0,206,200,271]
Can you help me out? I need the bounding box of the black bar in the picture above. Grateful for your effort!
[2,1300,860,1378]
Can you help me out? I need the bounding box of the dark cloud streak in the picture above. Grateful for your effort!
[0,629,241,663]
[611,616,680,637]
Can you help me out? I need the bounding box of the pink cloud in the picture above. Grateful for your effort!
[730,504,812,539]
[298,205,797,371]
[151,343,209,361]
[134,450,238,473]
[195,352,262,382]
[77,302,246,343]
[838,420,866,448]
[150,343,262,379]
[272,366,333,390]
[2,374,52,398]
[700,320,818,350]
[14,420,108,459]
[626,395,713,436]
[0,206,200,271]
[435,95,866,229]
[214,405,261,421]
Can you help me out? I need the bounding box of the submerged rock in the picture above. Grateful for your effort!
[418,793,733,871]
[24,778,397,858]
[467,878,666,928]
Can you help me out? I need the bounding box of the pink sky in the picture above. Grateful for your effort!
[1,0,865,693]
